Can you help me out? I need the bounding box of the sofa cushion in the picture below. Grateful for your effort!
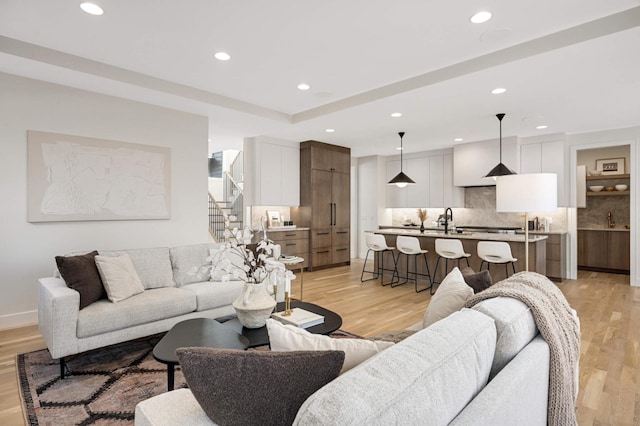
[461,267,493,293]
[470,296,538,379]
[77,287,196,338]
[176,347,344,426]
[266,318,393,373]
[294,308,497,425]
[423,267,473,328]
[55,250,106,309]
[99,247,174,289]
[95,255,145,302]
[180,280,244,311]
[170,243,218,287]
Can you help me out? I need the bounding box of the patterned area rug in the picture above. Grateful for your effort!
[18,330,358,425]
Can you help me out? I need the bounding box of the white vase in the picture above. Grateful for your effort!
[232,280,277,328]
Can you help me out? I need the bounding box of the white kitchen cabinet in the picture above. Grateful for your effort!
[453,137,518,187]
[244,137,300,206]
[406,156,429,207]
[386,151,462,208]
[520,140,566,206]
[429,155,444,207]
[443,154,464,208]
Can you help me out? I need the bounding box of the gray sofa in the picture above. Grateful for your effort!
[135,295,555,426]
[38,243,244,371]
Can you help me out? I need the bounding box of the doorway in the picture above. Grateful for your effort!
[576,145,631,275]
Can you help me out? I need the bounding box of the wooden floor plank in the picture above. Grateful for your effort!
[1,262,638,425]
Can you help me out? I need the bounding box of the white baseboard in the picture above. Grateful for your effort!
[0,310,38,330]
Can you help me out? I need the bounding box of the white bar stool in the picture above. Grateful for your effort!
[477,241,517,278]
[393,236,432,293]
[361,233,398,286]
[432,239,471,294]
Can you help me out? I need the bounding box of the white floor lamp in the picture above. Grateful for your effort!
[496,173,558,271]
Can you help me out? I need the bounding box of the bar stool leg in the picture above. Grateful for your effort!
[414,252,432,293]
[360,249,380,283]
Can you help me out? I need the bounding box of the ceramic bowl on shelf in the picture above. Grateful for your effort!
[615,184,628,191]
[589,185,604,192]
[588,170,602,176]
[605,186,615,191]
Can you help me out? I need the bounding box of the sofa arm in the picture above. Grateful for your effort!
[38,277,80,359]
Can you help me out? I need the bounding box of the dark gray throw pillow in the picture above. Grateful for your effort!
[461,267,493,293]
[55,250,106,309]
[177,347,345,426]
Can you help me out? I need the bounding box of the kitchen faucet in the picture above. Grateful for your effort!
[608,211,615,228]
[444,207,453,234]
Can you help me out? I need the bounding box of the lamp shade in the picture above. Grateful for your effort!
[496,173,558,212]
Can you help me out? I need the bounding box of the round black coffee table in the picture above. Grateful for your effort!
[153,318,249,391]
[220,301,343,348]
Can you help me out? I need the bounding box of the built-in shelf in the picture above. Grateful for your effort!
[587,190,629,196]
[586,173,630,180]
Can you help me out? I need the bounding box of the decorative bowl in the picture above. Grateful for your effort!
[588,170,602,176]
[615,184,628,191]
[589,185,604,192]
[605,186,615,191]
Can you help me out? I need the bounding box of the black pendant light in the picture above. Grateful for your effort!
[388,131,415,187]
[484,113,516,178]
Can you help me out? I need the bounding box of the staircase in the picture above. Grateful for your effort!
[209,151,244,242]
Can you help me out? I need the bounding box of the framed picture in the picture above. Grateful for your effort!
[267,210,281,227]
[28,131,171,222]
[596,158,625,175]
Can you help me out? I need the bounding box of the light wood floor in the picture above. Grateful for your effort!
[1,260,638,425]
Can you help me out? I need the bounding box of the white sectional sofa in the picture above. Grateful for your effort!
[38,243,244,376]
[135,294,558,426]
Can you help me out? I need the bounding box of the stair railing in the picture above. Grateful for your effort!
[208,193,228,242]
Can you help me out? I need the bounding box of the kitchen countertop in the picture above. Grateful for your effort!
[374,228,548,243]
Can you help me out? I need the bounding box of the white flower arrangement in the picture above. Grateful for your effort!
[207,225,277,284]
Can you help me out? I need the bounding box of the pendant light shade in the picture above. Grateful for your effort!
[388,132,415,187]
[484,113,516,178]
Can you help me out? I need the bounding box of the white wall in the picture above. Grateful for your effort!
[0,73,211,329]
[357,156,387,258]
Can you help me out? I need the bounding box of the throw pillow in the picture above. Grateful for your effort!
[461,267,493,293]
[55,250,106,309]
[176,347,344,426]
[423,267,473,328]
[94,254,145,302]
[266,318,394,373]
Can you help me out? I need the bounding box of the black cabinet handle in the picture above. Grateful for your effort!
[332,203,336,226]
[285,233,296,237]
[316,232,330,236]
[317,250,330,254]
[329,202,332,226]
[336,248,348,251]
[285,243,296,246]
[336,231,348,234]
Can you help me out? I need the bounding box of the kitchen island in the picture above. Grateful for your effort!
[372,228,547,284]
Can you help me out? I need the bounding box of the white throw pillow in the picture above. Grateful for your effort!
[95,254,145,302]
[266,318,393,373]
[423,267,473,328]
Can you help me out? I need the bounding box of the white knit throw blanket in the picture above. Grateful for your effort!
[464,271,580,426]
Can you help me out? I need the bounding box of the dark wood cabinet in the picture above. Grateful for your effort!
[578,229,630,273]
[268,229,310,269]
[297,141,351,270]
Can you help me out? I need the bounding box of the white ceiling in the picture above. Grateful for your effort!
[1,1,640,156]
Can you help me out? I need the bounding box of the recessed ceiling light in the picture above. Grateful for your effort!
[536,125,548,129]
[214,52,231,61]
[470,11,492,24]
[454,138,464,142]
[390,112,402,118]
[297,83,310,91]
[325,128,335,133]
[396,147,403,151]
[491,88,507,94]
[80,2,104,15]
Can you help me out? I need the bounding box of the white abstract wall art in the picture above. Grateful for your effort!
[28,131,171,222]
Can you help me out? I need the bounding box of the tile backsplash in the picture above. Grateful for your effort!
[390,186,568,232]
